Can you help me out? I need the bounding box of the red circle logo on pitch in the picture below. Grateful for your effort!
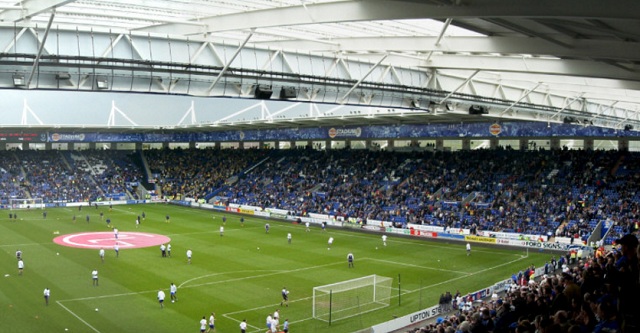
[53,232,171,249]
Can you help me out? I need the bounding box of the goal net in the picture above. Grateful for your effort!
[9,198,44,210]
[313,274,393,323]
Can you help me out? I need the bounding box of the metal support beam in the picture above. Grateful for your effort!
[339,53,388,104]
[425,18,452,62]
[26,9,55,88]
[177,101,197,126]
[108,101,138,126]
[207,29,255,94]
[500,82,543,116]
[21,99,44,125]
[549,93,585,120]
[440,69,480,104]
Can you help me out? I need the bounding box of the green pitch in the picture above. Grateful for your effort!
[0,204,550,333]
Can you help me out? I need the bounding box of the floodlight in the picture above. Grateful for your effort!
[96,76,108,89]
[12,74,25,86]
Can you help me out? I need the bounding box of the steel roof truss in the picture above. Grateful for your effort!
[26,14,55,88]
[177,101,197,126]
[21,99,44,125]
[500,82,542,116]
[339,53,388,104]
[207,29,254,95]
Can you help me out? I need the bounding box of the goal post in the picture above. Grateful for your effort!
[9,198,44,210]
[313,274,393,323]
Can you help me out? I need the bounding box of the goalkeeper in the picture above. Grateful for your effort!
[347,252,354,268]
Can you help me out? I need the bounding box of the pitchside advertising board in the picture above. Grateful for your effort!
[371,285,496,333]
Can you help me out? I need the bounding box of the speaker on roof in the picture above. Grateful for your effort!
[280,86,297,99]
[468,105,486,115]
[255,85,273,99]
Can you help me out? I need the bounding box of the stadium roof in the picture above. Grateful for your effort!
[2,0,640,131]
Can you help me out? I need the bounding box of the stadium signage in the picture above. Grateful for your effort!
[266,208,289,216]
[362,225,384,232]
[50,133,86,141]
[465,235,497,243]
[523,241,570,250]
[366,219,394,228]
[0,132,44,142]
[237,208,255,215]
[308,212,331,220]
[407,224,444,233]
[342,222,363,229]
[409,228,437,238]
[327,127,362,138]
[489,123,502,136]
[409,305,448,323]
[254,211,270,217]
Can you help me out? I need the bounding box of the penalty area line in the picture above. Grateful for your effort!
[361,257,469,275]
[56,301,101,333]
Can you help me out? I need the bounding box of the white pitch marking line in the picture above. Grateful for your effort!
[56,301,102,333]
[362,257,469,274]
[184,260,344,289]
[179,270,280,288]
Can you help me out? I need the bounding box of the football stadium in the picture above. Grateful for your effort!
[0,1,639,333]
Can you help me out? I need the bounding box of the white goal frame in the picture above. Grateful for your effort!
[9,198,44,210]
[312,274,393,323]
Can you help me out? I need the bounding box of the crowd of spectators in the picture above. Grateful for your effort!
[0,150,144,205]
[1,147,638,247]
[405,233,639,333]
[144,148,269,201]
[217,148,639,245]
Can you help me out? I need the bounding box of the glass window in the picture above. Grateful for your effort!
[28,143,46,150]
[142,143,164,150]
[51,143,69,150]
[628,140,640,152]
[243,142,260,149]
[470,140,490,150]
[593,140,618,151]
[221,142,239,149]
[168,143,189,149]
[498,139,520,150]
[442,139,462,151]
[560,139,584,150]
[115,143,136,150]
[195,142,217,149]
[74,143,90,150]
[350,140,366,149]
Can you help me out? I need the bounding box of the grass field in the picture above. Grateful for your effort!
[0,204,551,333]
